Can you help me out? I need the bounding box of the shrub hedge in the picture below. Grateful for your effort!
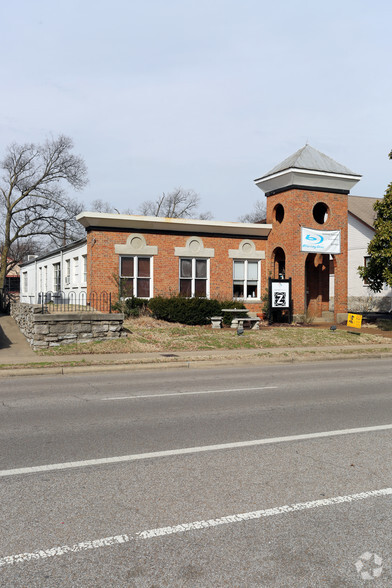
[147,296,247,325]
[112,296,147,318]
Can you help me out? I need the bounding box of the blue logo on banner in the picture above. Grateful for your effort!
[305,233,324,245]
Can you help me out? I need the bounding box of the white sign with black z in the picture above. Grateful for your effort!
[271,282,290,309]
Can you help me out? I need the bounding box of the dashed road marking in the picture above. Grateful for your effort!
[1,487,391,569]
[104,386,277,400]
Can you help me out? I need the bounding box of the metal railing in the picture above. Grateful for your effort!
[38,291,112,314]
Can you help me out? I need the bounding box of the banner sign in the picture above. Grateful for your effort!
[301,227,341,254]
[270,280,290,309]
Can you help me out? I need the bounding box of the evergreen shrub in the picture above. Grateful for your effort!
[112,296,147,318]
[148,296,221,325]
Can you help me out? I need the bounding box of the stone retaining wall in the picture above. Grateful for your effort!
[10,302,125,350]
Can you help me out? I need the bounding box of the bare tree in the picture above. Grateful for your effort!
[0,237,44,277]
[0,135,88,291]
[238,200,266,223]
[138,187,211,219]
[90,199,132,215]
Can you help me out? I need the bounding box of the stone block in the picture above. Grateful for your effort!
[34,324,50,335]
[92,323,109,333]
[109,324,121,332]
[49,323,67,334]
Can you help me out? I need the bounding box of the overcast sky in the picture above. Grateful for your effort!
[1,0,391,221]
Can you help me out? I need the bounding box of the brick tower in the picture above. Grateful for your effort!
[255,145,361,321]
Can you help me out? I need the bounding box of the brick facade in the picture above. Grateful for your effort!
[87,229,268,313]
[266,189,348,318]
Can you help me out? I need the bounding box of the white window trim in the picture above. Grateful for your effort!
[64,259,71,288]
[179,257,210,298]
[119,255,153,299]
[232,259,261,301]
[43,266,48,292]
[53,263,61,292]
[72,256,79,288]
[22,272,28,294]
[82,255,87,287]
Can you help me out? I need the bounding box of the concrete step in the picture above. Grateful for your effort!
[312,311,335,324]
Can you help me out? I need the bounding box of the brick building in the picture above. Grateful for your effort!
[20,145,392,319]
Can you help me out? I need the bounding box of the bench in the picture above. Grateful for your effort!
[231,317,260,330]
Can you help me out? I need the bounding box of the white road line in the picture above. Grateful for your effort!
[1,487,391,569]
[104,386,277,400]
[2,423,392,478]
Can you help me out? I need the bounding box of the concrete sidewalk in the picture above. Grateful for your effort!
[0,314,36,361]
[1,313,392,377]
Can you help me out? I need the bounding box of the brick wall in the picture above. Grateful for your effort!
[266,189,348,318]
[87,230,267,312]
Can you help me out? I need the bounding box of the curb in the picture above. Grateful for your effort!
[1,348,392,377]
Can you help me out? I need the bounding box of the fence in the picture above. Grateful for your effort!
[38,291,112,314]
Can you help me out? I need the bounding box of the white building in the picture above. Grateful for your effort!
[20,239,87,305]
[348,196,392,312]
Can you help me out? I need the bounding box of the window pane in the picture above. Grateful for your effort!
[233,261,244,280]
[247,283,257,298]
[121,257,134,277]
[138,257,150,278]
[121,277,133,297]
[233,283,244,298]
[180,279,191,296]
[196,259,207,278]
[195,279,206,297]
[180,259,192,278]
[137,278,150,297]
[247,261,258,280]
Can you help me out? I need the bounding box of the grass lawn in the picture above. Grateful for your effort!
[37,316,390,356]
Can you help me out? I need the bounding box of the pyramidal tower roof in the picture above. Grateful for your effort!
[255,144,361,196]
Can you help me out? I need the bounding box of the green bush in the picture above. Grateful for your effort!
[377,319,392,331]
[148,296,221,325]
[112,296,147,319]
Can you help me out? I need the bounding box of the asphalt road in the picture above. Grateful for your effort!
[1,358,392,586]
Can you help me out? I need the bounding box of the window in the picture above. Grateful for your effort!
[274,203,285,224]
[53,263,61,292]
[73,257,79,284]
[65,259,71,286]
[38,267,42,292]
[43,266,48,292]
[120,256,151,298]
[82,255,87,284]
[313,202,329,224]
[233,260,260,299]
[363,256,370,285]
[22,272,28,294]
[179,258,208,297]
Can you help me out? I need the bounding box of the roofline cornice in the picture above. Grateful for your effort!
[255,167,362,184]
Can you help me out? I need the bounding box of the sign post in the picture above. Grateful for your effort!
[268,278,292,323]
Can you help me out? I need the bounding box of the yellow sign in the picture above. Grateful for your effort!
[347,313,362,329]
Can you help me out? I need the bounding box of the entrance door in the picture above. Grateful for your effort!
[305,253,329,317]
